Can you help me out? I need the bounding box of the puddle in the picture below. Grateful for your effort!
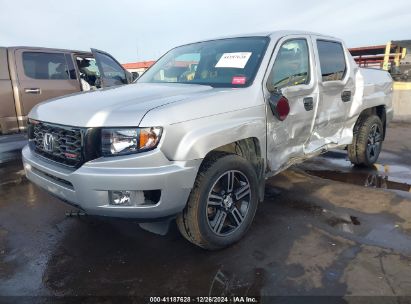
[326,215,361,227]
[289,200,411,254]
[0,161,27,188]
[0,151,22,165]
[325,214,361,234]
[306,169,411,193]
[0,160,26,186]
[286,199,362,235]
[300,150,411,194]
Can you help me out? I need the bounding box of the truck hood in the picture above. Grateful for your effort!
[28,83,215,127]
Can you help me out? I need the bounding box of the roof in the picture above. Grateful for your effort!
[212,30,335,39]
[122,60,155,69]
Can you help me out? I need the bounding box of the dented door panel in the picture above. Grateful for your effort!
[339,67,393,145]
[264,35,319,172]
[305,38,356,153]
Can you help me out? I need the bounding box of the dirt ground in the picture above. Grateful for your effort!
[0,123,410,301]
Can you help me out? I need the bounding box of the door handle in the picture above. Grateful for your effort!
[341,90,351,102]
[303,97,314,111]
[24,88,41,94]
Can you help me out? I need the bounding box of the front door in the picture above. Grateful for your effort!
[91,48,133,87]
[305,38,355,153]
[14,49,81,119]
[265,36,319,171]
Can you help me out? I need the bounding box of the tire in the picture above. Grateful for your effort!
[176,153,259,250]
[348,115,384,167]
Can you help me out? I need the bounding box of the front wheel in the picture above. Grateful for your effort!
[177,154,259,250]
[348,115,384,167]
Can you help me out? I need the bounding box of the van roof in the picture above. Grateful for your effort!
[2,46,91,55]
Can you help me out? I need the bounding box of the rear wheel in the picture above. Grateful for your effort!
[177,154,259,250]
[348,115,383,167]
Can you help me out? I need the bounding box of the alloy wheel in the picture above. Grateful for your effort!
[367,124,382,161]
[206,170,251,236]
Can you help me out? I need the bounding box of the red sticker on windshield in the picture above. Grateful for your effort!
[232,76,246,85]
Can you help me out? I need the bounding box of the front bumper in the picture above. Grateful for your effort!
[22,145,201,219]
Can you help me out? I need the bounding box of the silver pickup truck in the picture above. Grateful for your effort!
[22,31,393,249]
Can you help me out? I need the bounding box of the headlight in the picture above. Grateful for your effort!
[101,127,162,156]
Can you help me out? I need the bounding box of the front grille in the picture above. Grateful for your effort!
[30,121,84,167]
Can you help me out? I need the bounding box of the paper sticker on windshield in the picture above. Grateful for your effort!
[215,52,252,69]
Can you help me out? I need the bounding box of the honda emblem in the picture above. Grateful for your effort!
[43,133,54,152]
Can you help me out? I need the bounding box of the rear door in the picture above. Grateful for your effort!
[91,49,132,87]
[305,38,355,152]
[14,49,81,117]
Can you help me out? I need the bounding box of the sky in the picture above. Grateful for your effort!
[1,0,411,63]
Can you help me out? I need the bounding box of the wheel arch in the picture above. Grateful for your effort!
[355,105,387,139]
[200,137,266,202]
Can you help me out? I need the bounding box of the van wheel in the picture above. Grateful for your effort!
[348,115,383,167]
[177,154,259,250]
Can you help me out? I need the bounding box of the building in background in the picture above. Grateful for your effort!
[349,41,411,122]
[349,41,411,82]
[122,60,155,78]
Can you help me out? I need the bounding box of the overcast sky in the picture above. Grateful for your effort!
[1,0,410,63]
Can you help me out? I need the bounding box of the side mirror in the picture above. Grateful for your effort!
[132,72,140,81]
[268,92,290,121]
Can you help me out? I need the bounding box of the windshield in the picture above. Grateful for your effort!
[139,37,269,88]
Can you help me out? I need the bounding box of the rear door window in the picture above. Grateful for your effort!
[317,40,346,82]
[22,52,74,80]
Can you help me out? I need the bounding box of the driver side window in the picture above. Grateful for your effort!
[267,39,310,91]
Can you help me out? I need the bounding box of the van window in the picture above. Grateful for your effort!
[65,54,77,80]
[267,39,310,91]
[317,40,346,82]
[22,52,72,80]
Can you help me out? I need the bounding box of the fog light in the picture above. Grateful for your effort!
[109,190,145,206]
